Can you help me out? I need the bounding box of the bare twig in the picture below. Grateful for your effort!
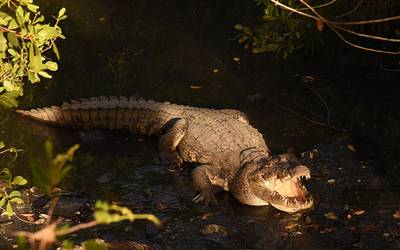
[336,0,365,18]
[45,195,59,225]
[334,25,400,43]
[305,84,331,124]
[268,0,400,54]
[330,15,400,26]
[296,0,337,11]
[379,62,400,72]
[298,0,400,55]
[56,220,98,236]
[266,98,349,133]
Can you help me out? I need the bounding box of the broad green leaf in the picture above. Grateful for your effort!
[58,15,68,21]
[8,19,18,29]
[15,6,25,25]
[12,176,27,186]
[9,190,21,198]
[58,8,66,18]
[27,4,39,13]
[234,24,243,30]
[45,61,58,71]
[5,201,14,217]
[37,70,52,79]
[0,141,4,149]
[0,168,12,180]
[3,80,16,92]
[7,48,17,56]
[0,92,19,108]
[9,197,24,204]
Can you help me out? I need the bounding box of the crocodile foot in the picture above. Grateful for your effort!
[193,190,218,206]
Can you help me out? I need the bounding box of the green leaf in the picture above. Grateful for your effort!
[3,80,16,92]
[9,197,24,204]
[0,92,19,108]
[17,235,27,250]
[37,70,52,79]
[234,24,243,30]
[58,8,66,18]
[82,240,108,250]
[8,19,18,29]
[45,61,58,71]
[62,240,74,250]
[5,201,14,217]
[52,41,60,60]
[7,32,19,48]
[12,176,28,186]
[9,190,21,198]
[0,32,7,52]
[0,141,4,149]
[0,168,12,181]
[27,4,39,13]
[0,197,6,208]
[15,6,25,25]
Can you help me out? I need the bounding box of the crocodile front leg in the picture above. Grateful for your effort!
[158,118,188,166]
[191,164,223,206]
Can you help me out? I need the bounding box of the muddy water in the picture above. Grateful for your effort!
[1,1,399,249]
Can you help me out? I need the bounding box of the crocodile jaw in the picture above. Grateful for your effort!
[250,164,314,213]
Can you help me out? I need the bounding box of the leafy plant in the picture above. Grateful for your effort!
[0,141,25,218]
[14,141,161,250]
[31,140,79,195]
[0,167,27,217]
[0,0,67,108]
[236,0,400,58]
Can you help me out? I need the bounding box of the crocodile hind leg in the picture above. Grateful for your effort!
[191,165,223,206]
[158,118,188,167]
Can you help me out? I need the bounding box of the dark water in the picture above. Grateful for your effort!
[1,0,400,249]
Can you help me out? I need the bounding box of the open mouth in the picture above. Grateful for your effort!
[268,172,313,212]
[252,164,314,213]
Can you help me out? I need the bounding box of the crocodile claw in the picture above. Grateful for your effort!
[193,190,218,206]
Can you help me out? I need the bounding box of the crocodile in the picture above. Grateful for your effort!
[17,95,313,213]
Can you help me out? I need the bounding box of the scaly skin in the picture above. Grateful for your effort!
[17,95,313,212]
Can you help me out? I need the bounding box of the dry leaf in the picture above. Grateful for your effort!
[393,210,400,219]
[324,212,338,220]
[327,179,336,184]
[190,85,202,89]
[285,222,299,230]
[353,210,365,215]
[316,19,324,32]
[347,144,356,152]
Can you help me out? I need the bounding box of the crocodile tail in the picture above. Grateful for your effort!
[17,95,179,135]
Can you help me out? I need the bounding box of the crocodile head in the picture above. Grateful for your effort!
[233,153,313,213]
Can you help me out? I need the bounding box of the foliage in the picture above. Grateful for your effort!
[94,200,161,226]
[236,0,400,58]
[12,141,160,250]
[0,0,67,108]
[0,168,27,217]
[0,141,25,218]
[31,140,79,195]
